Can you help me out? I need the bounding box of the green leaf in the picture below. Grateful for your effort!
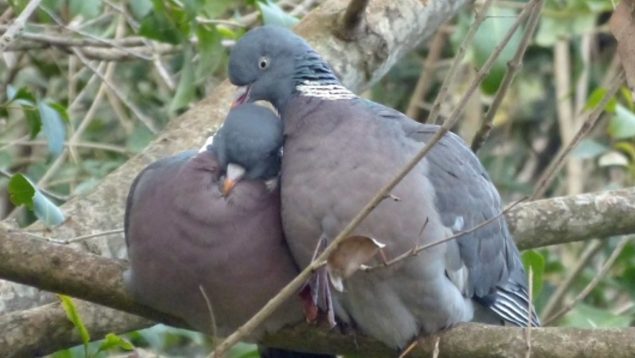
[169,48,196,112]
[32,190,65,226]
[25,105,42,138]
[608,104,635,139]
[195,26,224,80]
[472,6,523,94]
[58,295,91,349]
[38,101,67,157]
[521,250,545,297]
[584,87,617,112]
[257,0,299,28]
[138,0,183,44]
[97,333,134,353]
[8,173,36,209]
[7,86,36,105]
[130,0,153,19]
[571,139,608,159]
[8,173,65,226]
[47,101,70,122]
[69,0,102,18]
[229,342,260,358]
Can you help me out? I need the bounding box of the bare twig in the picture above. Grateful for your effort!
[0,0,42,52]
[336,0,370,40]
[525,268,533,358]
[363,198,525,271]
[212,4,535,354]
[0,139,133,155]
[198,285,217,342]
[471,0,543,152]
[532,70,625,199]
[72,49,158,133]
[427,0,494,124]
[9,228,124,244]
[405,27,447,120]
[540,240,604,320]
[544,236,631,325]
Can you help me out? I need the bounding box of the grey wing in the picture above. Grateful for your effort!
[368,101,538,326]
[412,124,539,327]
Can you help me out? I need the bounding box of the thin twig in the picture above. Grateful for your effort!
[525,267,533,358]
[0,0,42,52]
[531,70,625,199]
[198,285,217,343]
[471,0,543,152]
[11,228,123,244]
[540,240,604,320]
[38,5,152,61]
[72,49,158,133]
[427,0,495,124]
[544,236,631,325]
[405,27,447,120]
[0,138,133,155]
[363,198,526,271]
[211,4,535,354]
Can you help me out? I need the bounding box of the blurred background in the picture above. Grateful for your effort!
[0,0,633,356]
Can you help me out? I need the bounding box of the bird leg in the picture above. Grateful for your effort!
[299,235,336,327]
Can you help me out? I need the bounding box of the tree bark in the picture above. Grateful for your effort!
[1,187,635,355]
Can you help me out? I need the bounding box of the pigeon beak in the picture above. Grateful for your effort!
[222,163,246,197]
[231,86,251,108]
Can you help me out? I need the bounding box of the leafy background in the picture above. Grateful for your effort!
[1,0,634,356]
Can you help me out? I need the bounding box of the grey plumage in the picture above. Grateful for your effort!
[228,26,539,349]
[123,104,300,340]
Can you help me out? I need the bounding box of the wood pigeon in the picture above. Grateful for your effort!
[228,26,540,349]
[124,104,332,357]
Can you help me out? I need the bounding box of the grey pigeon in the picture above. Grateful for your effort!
[228,26,540,349]
[124,104,332,357]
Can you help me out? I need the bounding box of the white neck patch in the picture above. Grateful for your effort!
[198,134,216,153]
[296,80,356,100]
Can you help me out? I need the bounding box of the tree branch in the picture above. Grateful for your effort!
[2,187,635,355]
[511,187,635,249]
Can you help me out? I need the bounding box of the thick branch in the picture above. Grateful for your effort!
[511,187,635,249]
[2,188,635,355]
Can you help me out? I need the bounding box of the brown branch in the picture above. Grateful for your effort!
[364,199,525,271]
[0,225,186,329]
[470,0,543,152]
[510,187,635,250]
[0,0,42,51]
[335,0,370,40]
[2,223,635,357]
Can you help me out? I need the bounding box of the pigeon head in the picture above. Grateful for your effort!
[209,104,283,196]
[228,25,342,110]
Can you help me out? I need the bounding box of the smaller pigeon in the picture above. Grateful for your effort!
[124,104,324,355]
